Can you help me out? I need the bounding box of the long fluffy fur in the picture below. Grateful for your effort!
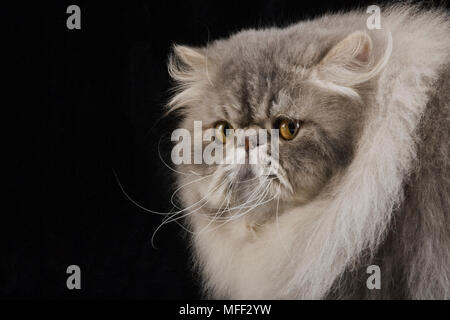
[171,4,450,299]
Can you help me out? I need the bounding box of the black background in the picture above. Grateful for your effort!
[4,0,448,299]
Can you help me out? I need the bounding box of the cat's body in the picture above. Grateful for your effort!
[329,63,450,299]
[167,4,450,299]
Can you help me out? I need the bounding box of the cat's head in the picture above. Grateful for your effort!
[167,28,390,223]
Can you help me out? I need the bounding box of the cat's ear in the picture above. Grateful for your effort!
[167,45,211,114]
[173,45,207,71]
[168,45,210,82]
[321,31,372,67]
[314,31,391,89]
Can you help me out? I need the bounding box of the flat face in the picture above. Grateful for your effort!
[172,28,365,221]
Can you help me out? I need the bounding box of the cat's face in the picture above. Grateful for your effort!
[169,30,379,222]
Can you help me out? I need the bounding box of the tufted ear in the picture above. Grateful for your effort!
[314,31,391,89]
[322,31,372,66]
[168,45,211,84]
[172,45,208,71]
[167,45,212,114]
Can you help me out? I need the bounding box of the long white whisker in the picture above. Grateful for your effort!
[113,169,174,216]
[157,136,204,176]
[213,177,275,223]
[170,172,215,209]
[215,176,278,215]
[160,174,232,224]
[208,181,278,232]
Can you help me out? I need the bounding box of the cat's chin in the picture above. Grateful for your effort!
[204,187,286,225]
[202,201,280,227]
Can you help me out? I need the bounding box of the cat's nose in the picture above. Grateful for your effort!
[245,137,250,152]
[244,132,259,151]
[242,126,265,151]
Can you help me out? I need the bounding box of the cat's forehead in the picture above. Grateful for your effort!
[206,30,332,126]
[214,59,312,126]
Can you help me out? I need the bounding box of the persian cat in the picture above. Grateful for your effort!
[165,4,450,299]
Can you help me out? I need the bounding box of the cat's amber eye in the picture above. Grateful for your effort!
[215,121,233,143]
[277,119,301,140]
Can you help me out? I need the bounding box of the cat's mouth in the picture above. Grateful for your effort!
[201,160,290,217]
[237,163,253,180]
